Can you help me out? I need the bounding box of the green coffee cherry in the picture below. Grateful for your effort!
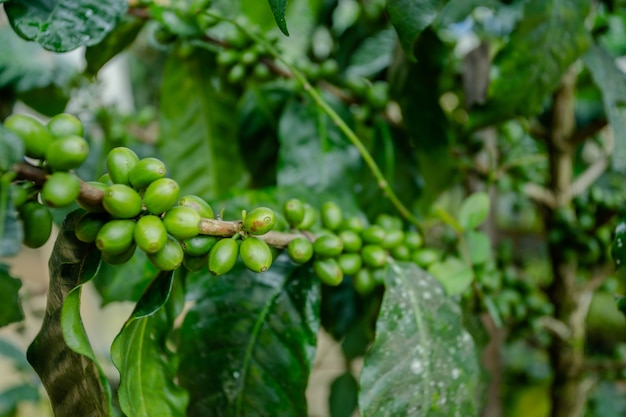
[354,268,376,295]
[243,207,276,235]
[340,216,365,233]
[106,147,139,185]
[252,64,271,80]
[298,204,318,230]
[128,157,167,189]
[47,113,84,138]
[339,230,362,253]
[4,114,52,159]
[10,183,30,209]
[404,231,424,250]
[338,253,362,275]
[375,214,402,230]
[381,229,405,250]
[148,236,184,271]
[75,213,108,243]
[45,135,89,171]
[240,237,272,272]
[182,235,218,256]
[20,202,52,248]
[178,195,214,219]
[412,248,440,268]
[313,258,343,286]
[320,201,343,231]
[101,244,136,265]
[144,178,180,214]
[362,225,385,244]
[390,244,411,261]
[227,64,246,84]
[208,238,239,276]
[240,50,257,66]
[361,245,387,268]
[102,184,142,218]
[183,254,208,272]
[162,206,201,239]
[217,50,240,66]
[98,173,113,185]
[283,198,305,228]
[287,237,314,264]
[96,219,136,255]
[134,215,168,254]
[41,172,80,207]
[77,181,107,213]
[313,234,344,258]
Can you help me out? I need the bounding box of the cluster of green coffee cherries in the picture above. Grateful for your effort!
[4,113,90,248]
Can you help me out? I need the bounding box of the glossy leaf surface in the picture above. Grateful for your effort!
[178,255,320,417]
[267,0,289,35]
[360,261,480,416]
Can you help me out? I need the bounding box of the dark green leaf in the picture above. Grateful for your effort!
[360,261,480,416]
[485,0,591,118]
[583,43,626,173]
[329,372,358,417]
[0,264,23,327]
[346,28,397,78]
[111,272,189,417]
[0,384,40,415]
[93,249,159,306]
[612,219,626,269]
[0,178,23,258]
[4,0,127,52]
[268,0,289,36]
[457,192,490,230]
[85,15,146,76]
[178,254,321,417]
[277,96,360,194]
[386,0,448,59]
[26,211,113,417]
[158,49,250,200]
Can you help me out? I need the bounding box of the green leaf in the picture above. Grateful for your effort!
[85,15,146,76]
[583,43,626,173]
[0,338,30,371]
[268,0,289,36]
[457,192,490,230]
[0,384,40,415]
[0,178,23,258]
[0,264,23,327]
[4,0,127,52]
[111,272,189,417]
[346,28,397,78]
[0,126,24,172]
[359,261,480,416]
[465,230,491,265]
[158,49,250,200]
[329,372,358,417]
[277,97,361,194]
[485,0,591,118]
[427,257,474,296]
[178,254,321,417]
[26,210,113,417]
[612,220,626,269]
[386,0,449,59]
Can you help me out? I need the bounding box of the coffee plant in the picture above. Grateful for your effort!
[2,1,626,417]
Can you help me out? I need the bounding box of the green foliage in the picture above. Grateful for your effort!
[0,264,23,326]
[267,0,289,36]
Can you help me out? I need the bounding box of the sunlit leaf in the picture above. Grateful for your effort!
[178,255,320,417]
[26,211,112,417]
[360,261,480,416]
[457,192,490,230]
[111,272,189,417]
[427,257,473,296]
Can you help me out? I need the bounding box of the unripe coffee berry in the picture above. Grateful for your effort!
[75,213,108,243]
[283,198,305,227]
[313,258,343,286]
[134,215,168,254]
[320,201,343,231]
[47,113,84,138]
[102,184,142,219]
[243,207,276,235]
[106,147,139,185]
[4,114,52,159]
[178,195,214,219]
[41,172,80,207]
[287,237,313,264]
[337,253,362,275]
[45,135,89,171]
[182,235,218,256]
[96,219,136,256]
[362,225,386,244]
[163,206,201,239]
[101,244,136,265]
[240,237,273,272]
[148,236,184,271]
[297,204,318,230]
[144,178,180,214]
[339,230,362,253]
[128,157,167,190]
[208,238,239,276]
[361,245,387,268]
[20,202,52,248]
[313,234,344,258]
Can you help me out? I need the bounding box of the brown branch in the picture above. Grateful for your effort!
[523,183,556,208]
[570,156,609,198]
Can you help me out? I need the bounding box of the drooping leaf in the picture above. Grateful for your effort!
[4,0,127,52]
[484,0,591,119]
[158,49,250,200]
[111,271,189,417]
[268,0,289,36]
[457,192,490,230]
[26,210,113,417]
[427,257,474,296]
[359,261,480,416]
[178,255,321,417]
[386,0,449,59]
[0,264,23,327]
[277,96,361,194]
[583,43,626,173]
[0,178,23,259]
[85,15,146,75]
[612,219,626,269]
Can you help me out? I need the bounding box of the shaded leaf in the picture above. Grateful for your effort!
[329,372,358,417]
[583,43,626,173]
[386,0,448,59]
[427,257,474,296]
[268,0,289,36]
[485,0,591,118]
[360,261,480,416]
[0,179,23,259]
[0,339,29,371]
[0,126,24,172]
[178,254,320,417]
[111,272,189,417]
[457,192,490,230]
[5,0,127,52]
[612,219,626,269]
[85,15,146,75]
[0,384,40,415]
[0,264,23,327]
[27,211,113,417]
[158,49,250,200]
[346,28,397,78]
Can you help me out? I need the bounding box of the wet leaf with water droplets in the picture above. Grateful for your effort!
[359,261,480,416]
